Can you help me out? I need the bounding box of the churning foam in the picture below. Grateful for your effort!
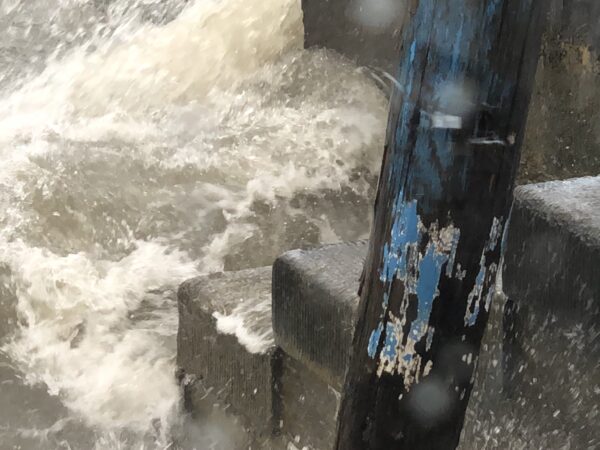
[0,0,387,447]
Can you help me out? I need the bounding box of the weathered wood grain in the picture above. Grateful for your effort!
[335,2,549,449]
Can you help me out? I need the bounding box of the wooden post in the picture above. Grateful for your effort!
[335,1,548,449]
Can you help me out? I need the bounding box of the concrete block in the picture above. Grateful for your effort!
[501,176,599,449]
[504,176,600,309]
[457,291,508,450]
[461,176,600,449]
[177,267,280,441]
[272,241,367,389]
[278,354,341,450]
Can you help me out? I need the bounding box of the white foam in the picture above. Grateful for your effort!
[0,0,387,446]
[1,240,198,432]
[213,311,273,355]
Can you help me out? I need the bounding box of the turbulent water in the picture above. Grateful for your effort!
[0,0,387,448]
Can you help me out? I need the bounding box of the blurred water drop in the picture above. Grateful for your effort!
[434,80,476,117]
[406,377,454,427]
[347,0,406,32]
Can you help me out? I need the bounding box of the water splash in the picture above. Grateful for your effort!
[0,0,387,448]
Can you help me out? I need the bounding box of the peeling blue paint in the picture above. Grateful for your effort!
[465,256,486,326]
[366,0,520,375]
[371,187,470,365]
[409,245,449,340]
[368,323,384,358]
[382,292,390,309]
[501,207,513,257]
[380,197,419,283]
[475,263,486,287]
[382,323,399,361]
[486,217,503,251]
[466,303,480,327]
[465,218,505,327]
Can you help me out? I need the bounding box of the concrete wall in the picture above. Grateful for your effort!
[461,176,600,450]
[301,0,405,73]
[302,0,600,183]
[522,0,600,182]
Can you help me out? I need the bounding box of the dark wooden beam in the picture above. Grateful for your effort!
[335,1,549,449]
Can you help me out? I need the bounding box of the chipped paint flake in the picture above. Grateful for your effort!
[369,194,464,388]
[464,217,503,327]
[368,323,384,358]
[380,198,420,283]
[382,322,400,361]
[487,217,503,251]
[410,244,449,340]
[445,229,461,277]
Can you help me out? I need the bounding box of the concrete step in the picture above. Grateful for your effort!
[462,176,600,450]
[176,242,367,450]
[272,241,367,390]
[176,176,600,450]
[272,241,367,449]
[176,267,279,445]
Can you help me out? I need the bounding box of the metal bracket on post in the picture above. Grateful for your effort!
[335,1,549,449]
